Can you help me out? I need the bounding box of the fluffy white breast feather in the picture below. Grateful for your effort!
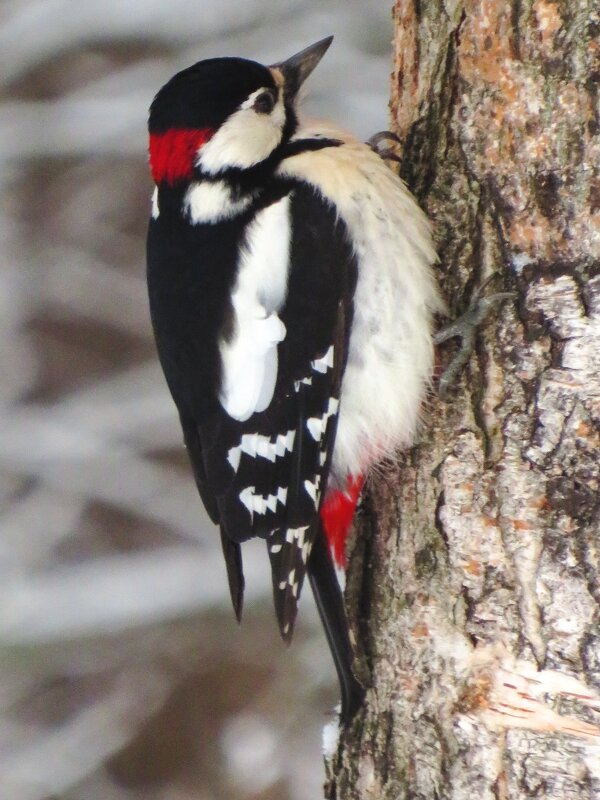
[278,124,444,480]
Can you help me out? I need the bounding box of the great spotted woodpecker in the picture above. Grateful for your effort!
[146,36,444,719]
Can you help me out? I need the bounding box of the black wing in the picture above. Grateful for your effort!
[196,186,355,640]
[149,183,356,641]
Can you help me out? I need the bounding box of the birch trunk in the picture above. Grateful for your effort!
[325,2,600,798]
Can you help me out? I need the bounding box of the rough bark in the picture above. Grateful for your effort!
[326,1,600,798]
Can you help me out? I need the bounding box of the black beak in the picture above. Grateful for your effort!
[271,36,333,100]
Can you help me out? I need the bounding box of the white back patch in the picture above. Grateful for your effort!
[219,195,292,421]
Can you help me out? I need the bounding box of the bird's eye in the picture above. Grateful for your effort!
[253,90,276,114]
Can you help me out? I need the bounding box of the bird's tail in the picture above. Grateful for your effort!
[307,525,364,722]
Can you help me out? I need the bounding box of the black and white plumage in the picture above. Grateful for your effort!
[146,37,443,718]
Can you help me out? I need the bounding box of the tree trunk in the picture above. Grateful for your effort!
[326,1,600,798]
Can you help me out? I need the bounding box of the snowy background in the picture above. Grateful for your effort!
[0,2,392,798]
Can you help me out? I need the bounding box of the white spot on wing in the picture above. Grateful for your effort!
[239,485,288,518]
[227,446,241,472]
[227,430,295,473]
[242,433,259,457]
[311,345,334,373]
[306,418,324,441]
[306,396,339,441]
[275,430,296,457]
[304,476,321,507]
[219,196,291,421]
[294,376,312,392]
[256,436,274,460]
[285,525,309,544]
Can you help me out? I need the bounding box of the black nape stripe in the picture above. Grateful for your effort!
[281,138,342,158]
[193,138,341,190]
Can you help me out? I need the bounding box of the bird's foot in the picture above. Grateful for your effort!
[367,130,402,164]
[434,274,515,398]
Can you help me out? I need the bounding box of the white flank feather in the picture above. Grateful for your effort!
[278,124,444,480]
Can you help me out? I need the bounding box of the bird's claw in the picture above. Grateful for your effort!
[434,274,516,398]
[367,130,402,163]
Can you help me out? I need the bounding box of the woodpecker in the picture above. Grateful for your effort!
[146,36,444,719]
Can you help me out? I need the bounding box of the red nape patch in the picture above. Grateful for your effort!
[149,128,214,185]
[320,475,364,568]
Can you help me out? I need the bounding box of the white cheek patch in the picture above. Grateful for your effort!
[197,87,286,174]
[219,195,291,421]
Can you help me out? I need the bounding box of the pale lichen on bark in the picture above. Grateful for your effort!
[326,1,600,798]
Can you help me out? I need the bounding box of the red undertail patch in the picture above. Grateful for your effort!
[320,475,364,568]
[149,128,214,185]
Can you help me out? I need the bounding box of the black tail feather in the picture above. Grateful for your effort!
[308,527,365,722]
[220,527,245,622]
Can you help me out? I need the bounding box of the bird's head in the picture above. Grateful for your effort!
[148,36,333,186]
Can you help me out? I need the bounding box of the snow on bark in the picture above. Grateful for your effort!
[326,1,600,798]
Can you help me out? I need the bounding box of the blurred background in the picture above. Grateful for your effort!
[0,2,392,797]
